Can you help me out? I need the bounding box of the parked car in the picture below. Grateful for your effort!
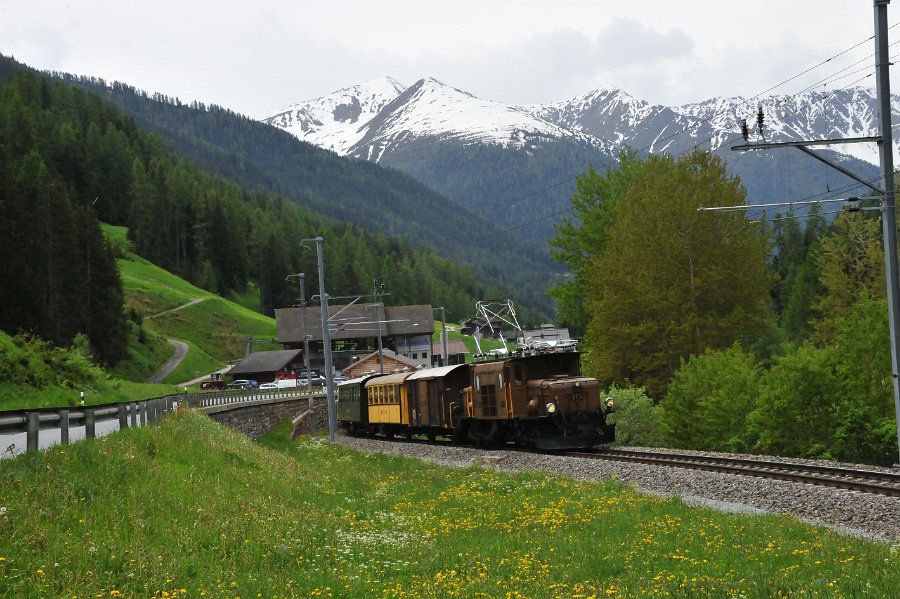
[228,379,254,389]
[259,382,278,390]
[300,376,327,388]
[200,379,226,390]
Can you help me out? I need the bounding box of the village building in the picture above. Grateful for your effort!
[274,303,436,377]
[340,348,420,379]
[227,349,304,383]
[431,338,468,366]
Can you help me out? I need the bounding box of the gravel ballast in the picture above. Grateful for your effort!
[335,434,900,543]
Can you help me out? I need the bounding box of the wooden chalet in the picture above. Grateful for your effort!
[340,348,420,379]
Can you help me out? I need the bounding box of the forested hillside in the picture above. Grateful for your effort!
[381,139,608,242]
[0,57,508,366]
[46,67,559,316]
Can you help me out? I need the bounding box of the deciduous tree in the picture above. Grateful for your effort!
[583,150,773,397]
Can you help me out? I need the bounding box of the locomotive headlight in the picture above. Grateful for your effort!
[545,402,557,414]
[605,397,615,409]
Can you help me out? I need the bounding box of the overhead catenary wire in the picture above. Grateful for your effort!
[699,195,876,213]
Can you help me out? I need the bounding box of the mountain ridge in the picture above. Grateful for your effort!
[268,78,897,168]
[263,78,889,240]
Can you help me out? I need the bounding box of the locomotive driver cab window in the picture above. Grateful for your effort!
[514,365,522,384]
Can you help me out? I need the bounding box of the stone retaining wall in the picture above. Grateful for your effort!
[206,396,327,439]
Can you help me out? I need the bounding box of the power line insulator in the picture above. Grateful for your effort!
[756,104,765,133]
[845,197,861,212]
[740,118,749,142]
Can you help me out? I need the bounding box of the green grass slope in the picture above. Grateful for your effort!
[106,224,279,385]
[0,330,182,410]
[0,411,896,598]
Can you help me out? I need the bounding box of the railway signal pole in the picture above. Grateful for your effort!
[731,1,900,465]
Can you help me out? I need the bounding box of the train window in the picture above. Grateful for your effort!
[482,385,498,417]
[514,365,522,383]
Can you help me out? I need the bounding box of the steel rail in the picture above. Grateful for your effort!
[568,448,900,498]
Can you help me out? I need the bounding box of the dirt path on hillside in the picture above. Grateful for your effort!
[146,297,204,319]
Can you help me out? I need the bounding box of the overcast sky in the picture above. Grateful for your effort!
[0,0,886,118]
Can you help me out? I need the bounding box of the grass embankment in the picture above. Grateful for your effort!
[1,411,896,598]
[0,331,182,411]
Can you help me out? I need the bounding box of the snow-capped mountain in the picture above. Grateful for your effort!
[262,78,893,243]
[529,86,898,167]
[261,76,405,154]
[264,77,610,161]
[344,77,609,161]
[264,79,898,168]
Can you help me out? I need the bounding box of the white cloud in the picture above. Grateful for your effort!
[0,0,882,115]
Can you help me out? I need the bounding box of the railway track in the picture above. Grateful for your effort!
[566,448,900,498]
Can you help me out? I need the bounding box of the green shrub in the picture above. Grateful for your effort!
[662,344,762,452]
[604,384,666,447]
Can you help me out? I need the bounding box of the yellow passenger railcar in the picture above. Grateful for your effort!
[364,372,412,432]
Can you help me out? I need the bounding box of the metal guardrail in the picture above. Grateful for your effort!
[0,387,324,455]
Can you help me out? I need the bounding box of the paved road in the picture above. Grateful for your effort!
[148,339,189,383]
[1,419,121,459]
[145,297,206,384]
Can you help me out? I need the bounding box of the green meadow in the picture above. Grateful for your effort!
[108,224,279,382]
[0,410,896,598]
